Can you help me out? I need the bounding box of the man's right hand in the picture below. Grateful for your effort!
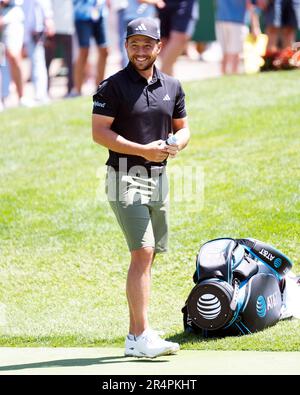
[142,140,169,162]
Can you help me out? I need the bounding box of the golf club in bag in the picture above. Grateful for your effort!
[182,238,293,336]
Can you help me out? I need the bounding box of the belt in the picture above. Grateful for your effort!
[144,166,165,177]
[109,165,165,177]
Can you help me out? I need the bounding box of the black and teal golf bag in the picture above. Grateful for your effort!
[182,238,293,336]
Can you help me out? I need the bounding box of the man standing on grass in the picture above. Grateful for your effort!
[92,17,190,358]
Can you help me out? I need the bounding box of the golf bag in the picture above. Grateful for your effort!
[182,238,293,336]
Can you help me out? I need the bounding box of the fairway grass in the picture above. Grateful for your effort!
[0,70,299,350]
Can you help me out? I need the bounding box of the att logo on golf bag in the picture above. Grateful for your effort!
[256,296,267,317]
[182,238,293,336]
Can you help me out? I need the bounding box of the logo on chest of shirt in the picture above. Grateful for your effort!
[162,94,171,101]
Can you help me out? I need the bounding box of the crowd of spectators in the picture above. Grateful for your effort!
[0,0,299,111]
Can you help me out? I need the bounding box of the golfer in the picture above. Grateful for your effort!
[92,17,190,358]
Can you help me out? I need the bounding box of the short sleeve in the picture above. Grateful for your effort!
[92,79,120,117]
[172,81,187,119]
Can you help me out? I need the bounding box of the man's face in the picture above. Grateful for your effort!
[125,35,162,72]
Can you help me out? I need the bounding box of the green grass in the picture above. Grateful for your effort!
[0,70,299,350]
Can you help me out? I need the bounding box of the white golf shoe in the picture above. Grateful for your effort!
[124,329,180,358]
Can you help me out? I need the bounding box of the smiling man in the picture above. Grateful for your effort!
[92,17,190,358]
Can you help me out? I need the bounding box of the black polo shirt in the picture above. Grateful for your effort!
[92,62,187,170]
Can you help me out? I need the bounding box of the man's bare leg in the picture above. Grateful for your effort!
[126,247,154,336]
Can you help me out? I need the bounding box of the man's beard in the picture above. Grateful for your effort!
[130,56,156,71]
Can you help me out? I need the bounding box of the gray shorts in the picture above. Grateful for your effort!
[106,166,169,253]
